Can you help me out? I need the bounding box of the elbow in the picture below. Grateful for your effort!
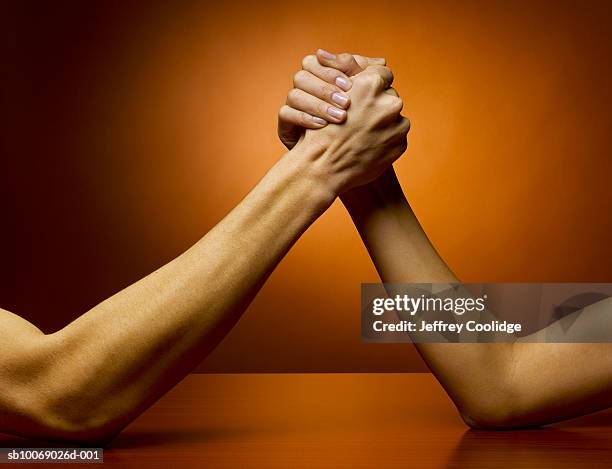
[459,406,521,430]
[452,349,540,430]
[456,390,535,431]
[36,399,123,446]
[9,380,124,446]
[34,362,128,446]
[0,373,122,446]
[4,337,123,446]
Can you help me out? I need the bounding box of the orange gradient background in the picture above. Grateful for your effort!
[4,0,611,372]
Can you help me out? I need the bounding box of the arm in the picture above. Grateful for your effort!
[0,62,408,444]
[282,51,612,429]
[0,149,332,444]
[343,170,612,429]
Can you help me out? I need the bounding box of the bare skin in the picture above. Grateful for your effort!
[282,49,612,429]
[0,63,409,444]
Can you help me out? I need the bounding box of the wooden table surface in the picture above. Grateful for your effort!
[1,373,611,468]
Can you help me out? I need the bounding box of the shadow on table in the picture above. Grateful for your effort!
[108,426,259,449]
[0,435,73,448]
[552,407,612,428]
[446,411,612,469]
[0,425,260,450]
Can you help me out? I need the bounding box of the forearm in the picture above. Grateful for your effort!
[342,169,612,427]
[341,169,455,283]
[341,169,512,415]
[12,146,334,442]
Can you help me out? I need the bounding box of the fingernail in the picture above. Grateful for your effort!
[311,116,327,125]
[331,92,349,107]
[318,49,337,60]
[327,107,346,119]
[335,76,351,91]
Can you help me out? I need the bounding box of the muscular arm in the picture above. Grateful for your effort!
[342,169,612,429]
[0,149,334,444]
[0,62,408,444]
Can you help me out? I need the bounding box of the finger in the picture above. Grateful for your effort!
[391,116,411,137]
[387,136,409,163]
[316,49,364,77]
[354,55,386,68]
[384,93,404,116]
[384,87,399,97]
[399,116,411,134]
[381,118,410,161]
[392,118,411,156]
[278,104,328,150]
[302,54,353,91]
[293,70,350,109]
[279,104,328,130]
[367,57,387,66]
[361,65,394,90]
[385,117,411,144]
[370,94,404,128]
[287,88,347,123]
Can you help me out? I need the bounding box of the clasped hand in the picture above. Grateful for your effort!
[278,49,410,195]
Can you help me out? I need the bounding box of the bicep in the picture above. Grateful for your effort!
[513,297,612,418]
[0,308,52,429]
[0,308,47,373]
[0,307,45,338]
[513,343,612,421]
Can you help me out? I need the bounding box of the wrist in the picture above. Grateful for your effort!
[285,143,340,205]
[341,168,404,209]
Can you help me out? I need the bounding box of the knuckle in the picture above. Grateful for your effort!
[387,88,399,97]
[323,68,340,83]
[279,104,291,118]
[385,67,394,83]
[301,54,316,70]
[279,106,299,127]
[321,84,336,99]
[338,53,352,64]
[298,111,311,127]
[293,69,308,87]
[287,88,301,104]
[392,97,404,113]
[372,73,385,89]
[404,117,411,132]
[355,72,377,88]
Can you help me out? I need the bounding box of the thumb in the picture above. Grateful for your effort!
[316,49,364,77]
[353,55,386,69]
